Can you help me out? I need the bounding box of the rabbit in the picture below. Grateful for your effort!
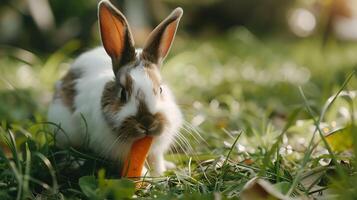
[47,0,183,176]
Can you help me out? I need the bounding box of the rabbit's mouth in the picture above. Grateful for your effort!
[134,114,166,137]
[129,99,168,138]
[136,111,167,136]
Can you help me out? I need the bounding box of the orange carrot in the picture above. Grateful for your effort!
[121,136,153,178]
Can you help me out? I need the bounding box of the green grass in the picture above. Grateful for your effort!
[1,28,357,199]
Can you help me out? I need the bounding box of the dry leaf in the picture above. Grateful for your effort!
[241,177,292,200]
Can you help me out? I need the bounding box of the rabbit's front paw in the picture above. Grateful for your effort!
[164,160,176,170]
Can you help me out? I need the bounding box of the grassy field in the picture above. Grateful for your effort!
[1,28,357,199]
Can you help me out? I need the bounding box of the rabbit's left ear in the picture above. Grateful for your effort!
[142,8,183,64]
[98,0,136,72]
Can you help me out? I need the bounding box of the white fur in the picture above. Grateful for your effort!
[47,47,182,175]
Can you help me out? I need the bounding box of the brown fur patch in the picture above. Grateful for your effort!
[143,62,161,94]
[101,81,124,115]
[125,74,133,96]
[58,69,81,112]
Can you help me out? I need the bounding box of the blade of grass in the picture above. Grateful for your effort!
[319,70,356,122]
[79,113,90,148]
[23,143,31,198]
[5,130,24,200]
[299,86,338,163]
[217,130,242,191]
[34,152,58,193]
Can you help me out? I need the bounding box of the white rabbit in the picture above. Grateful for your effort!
[47,0,183,176]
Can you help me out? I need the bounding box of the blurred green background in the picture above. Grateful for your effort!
[1,0,356,51]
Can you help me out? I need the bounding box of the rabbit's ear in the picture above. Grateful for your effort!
[142,8,183,64]
[99,0,135,73]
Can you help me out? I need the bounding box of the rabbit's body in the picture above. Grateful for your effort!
[49,48,125,158]
[48,0,183,175]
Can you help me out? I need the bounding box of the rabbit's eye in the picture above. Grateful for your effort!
[118,87,128,102]
[159,86,163,94]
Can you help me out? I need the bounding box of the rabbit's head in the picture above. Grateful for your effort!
[99,0,183,142]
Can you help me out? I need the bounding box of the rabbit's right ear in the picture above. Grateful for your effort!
[98,0,135,74]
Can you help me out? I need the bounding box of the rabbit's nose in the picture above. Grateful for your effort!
[139,115,155,131]
[137,115,162,136]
